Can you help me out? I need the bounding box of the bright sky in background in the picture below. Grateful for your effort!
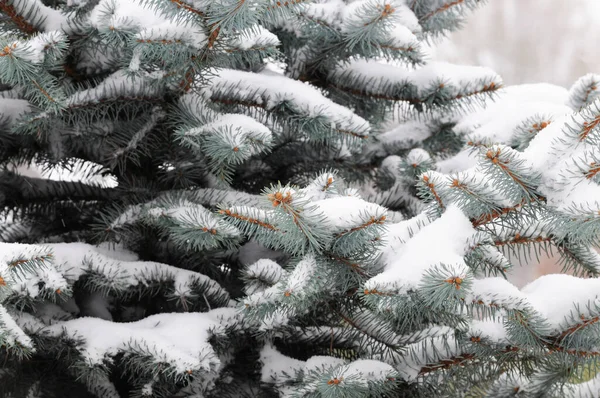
[432,0,600,87]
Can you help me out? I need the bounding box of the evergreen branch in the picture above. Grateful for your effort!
[493,234,552,247]
[336,215,386,238]
[409,82,501,105]
[265,0,308,12]
[326,252,368,277]
[579,115,600,141]
[0,0,37,34]
[361,2,396,28]
[418,352,475,375]
[554,315,600,344]
[419,0,465,22]
[471,200,527,227]
[584,162,600,179]
[210,96,368,140]
[218,208,278,231]
[168,0,206,16]
[331,306,400,353]
[421,174,445,210]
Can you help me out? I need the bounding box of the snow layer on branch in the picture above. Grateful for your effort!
[89,0,206,48]
[229,26,280,50]
[12,31,66,64]
[202,69,370,138]
[460,102,572,144]
[337,360,397,386]
[469,319,508,343]
[340,0,421,33]
[66,71,160,106]
[260,344,397,391]
[410,62,500,97]
[464,274,600,337]
[48,243,226,298]
[243,258,285,295]
[378,119,435,148]
[183,113,272,153]
[437,83,580,195]
[0,242,66,296]
[0,305,34,349]
[260,344,305,384]
[378,211,431,267]
[366,205,475,294]
[301,0,344,26]
[467,277,528,311]
[302,0,420,34]
[308,196,387,231]
[329,60,410,93]
[0,98,31,125]
[453,82,571,142]
[284,255,317,298]
[43,308,236,372]
[10,0,66,31]
[331,59,500,99]
[521,274,600,332]
[398,331,459,381]
[15,159,118,188]
[523,107,600,209]
[0,241,224,303]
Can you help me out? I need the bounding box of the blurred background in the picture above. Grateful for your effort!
[430,0,600,88]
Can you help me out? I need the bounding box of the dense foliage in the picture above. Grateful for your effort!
[1,0,600,397]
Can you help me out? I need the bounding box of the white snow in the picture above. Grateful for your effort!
[377,211,432,267]
[308,196,387,232]
[461,102,571,145]
[336,360,397,386]
[568,73,600,109]
[469,319,508,343]
[378,120,433,148]
[12,31,66,64]
[43,308,236,372]
[467,277,528,311]
[229,26,280,50]
[366,205,475,294]
[304,355,345,372]
[282,255,317,298]
[0,98,31,125]
[410,62,500,97]
[0,305,34,349]
[202,69,370,141]
[89,0,206,48]
[9,0,67,31]
[66,71,160,107]
[243,259,285,295]
[181,113,272,155]
[521,274,600,332]
[260,344,305,383]
[48,242,226,298]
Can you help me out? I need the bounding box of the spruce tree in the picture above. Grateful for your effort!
[1,0,600,397]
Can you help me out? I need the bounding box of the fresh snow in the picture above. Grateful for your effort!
[89,0,206,48]
[366,205,475,294]
[260,344,305,383]
[521,274,600,332]
[43,308,236,372]
[229,26,280,50]
[12,31,66,64]
[308,196,387,231]
[331,59,501,98]
[202,69,370,140]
